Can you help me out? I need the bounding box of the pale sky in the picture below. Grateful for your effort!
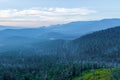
[0,0,119,27]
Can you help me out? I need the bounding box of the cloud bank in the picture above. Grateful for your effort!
[0,8,96,27]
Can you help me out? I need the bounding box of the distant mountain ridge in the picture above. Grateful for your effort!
[47,18,120,36]
[0,25,23,30]
[0,18,120,41]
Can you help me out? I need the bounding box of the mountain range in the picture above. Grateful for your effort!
[0,18,120,41]
[0,18,120,79]
[0,18,120,53]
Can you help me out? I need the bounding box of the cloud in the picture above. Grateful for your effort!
[0,8,96,27]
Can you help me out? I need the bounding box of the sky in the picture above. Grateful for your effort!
[0,0,120,27]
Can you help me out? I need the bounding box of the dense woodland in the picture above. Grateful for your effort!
[0,26,120,80]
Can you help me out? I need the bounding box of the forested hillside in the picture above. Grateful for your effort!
[0,26,120,80]
[68,26,120,66]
